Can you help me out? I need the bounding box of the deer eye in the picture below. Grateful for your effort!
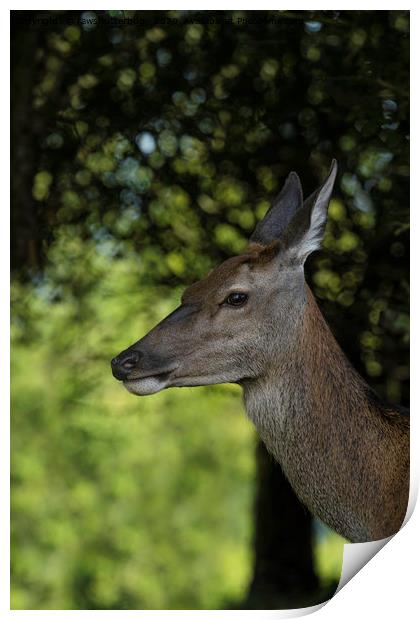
[225,292,248,307]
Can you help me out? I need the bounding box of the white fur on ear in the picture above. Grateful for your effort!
[285,160,338,263]
[300,161,337,258]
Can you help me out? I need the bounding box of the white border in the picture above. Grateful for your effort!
[4,4,418,618]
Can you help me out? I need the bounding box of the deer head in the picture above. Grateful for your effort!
[111,161,337,396]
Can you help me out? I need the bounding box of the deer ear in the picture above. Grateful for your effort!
[250,171,303,245]
[281,160,338,264]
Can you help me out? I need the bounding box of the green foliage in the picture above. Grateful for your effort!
[11,233,345,609]
[314,528,345,589]
[11,243,257,609]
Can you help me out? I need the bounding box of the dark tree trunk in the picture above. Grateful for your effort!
[243,441,329,609]
[11,17,41,272]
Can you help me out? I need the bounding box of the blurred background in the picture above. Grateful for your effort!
[11,10,409,610]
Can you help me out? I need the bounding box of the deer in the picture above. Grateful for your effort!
[111,160,409,543]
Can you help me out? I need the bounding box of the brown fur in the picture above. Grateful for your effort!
[182,255,252,304]
[182,243,282,305]
[243,286,409,541]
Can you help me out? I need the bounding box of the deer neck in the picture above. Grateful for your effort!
[243,284,364,436]
[242,284,409,542]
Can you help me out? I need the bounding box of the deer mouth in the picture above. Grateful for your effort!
[123,369,175,396]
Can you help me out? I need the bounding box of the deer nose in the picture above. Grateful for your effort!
[111,350,141,381]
